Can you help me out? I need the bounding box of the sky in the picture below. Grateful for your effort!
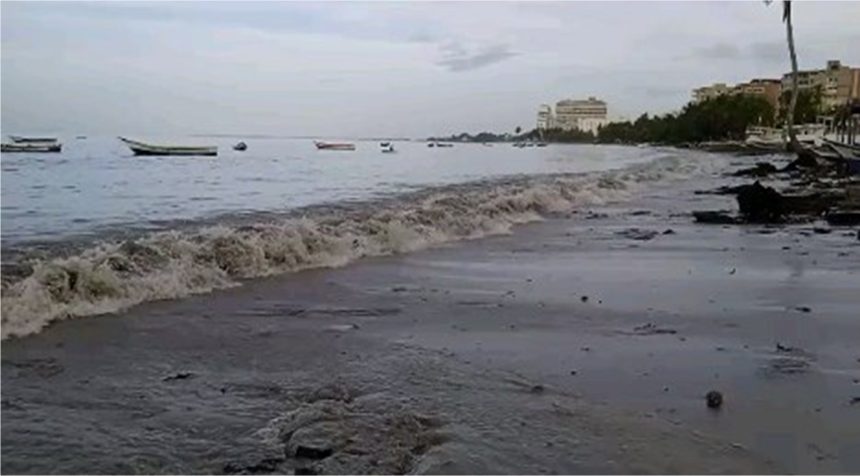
[2,1,859,138]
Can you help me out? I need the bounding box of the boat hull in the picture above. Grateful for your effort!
[119,137,217,156]
[8,135,58,144]
[1,143,62,153]
[314,141,355,151]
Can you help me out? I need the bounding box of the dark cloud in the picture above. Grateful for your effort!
[436,43,517,72]
[694,43,741,60]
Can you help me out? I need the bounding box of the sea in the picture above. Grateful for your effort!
[0,136,719,338]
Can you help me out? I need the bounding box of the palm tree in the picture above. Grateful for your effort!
[782,0,801,152]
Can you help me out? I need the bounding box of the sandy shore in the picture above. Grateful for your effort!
[3,154,859,474]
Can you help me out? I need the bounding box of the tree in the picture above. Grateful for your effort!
[782,0,801,152]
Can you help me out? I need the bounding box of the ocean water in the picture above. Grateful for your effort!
[2,137,659,245]
[0,137,722,338]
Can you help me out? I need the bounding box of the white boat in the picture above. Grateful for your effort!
[8,135,58,144]
[119,137,217,156]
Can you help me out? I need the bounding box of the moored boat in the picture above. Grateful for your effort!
[380,142,395,153]
[118,137,217,156]
[314,141,356,151]
[233,141,248,151]
[1,142,62,153]
[8,135,58,144]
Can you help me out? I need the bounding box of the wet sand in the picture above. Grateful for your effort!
[3,159,859,474]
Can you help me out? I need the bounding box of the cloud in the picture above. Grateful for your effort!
[436,42,517,72]
[748,41,785,63]
[693,43,741,60]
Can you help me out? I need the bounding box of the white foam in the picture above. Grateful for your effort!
[1,150,724,339]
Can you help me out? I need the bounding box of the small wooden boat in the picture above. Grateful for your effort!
[119,137,217,156]
[233,141,248,151]
[8,135,58,144]
[2,142,62,153]
[314,141,355,151]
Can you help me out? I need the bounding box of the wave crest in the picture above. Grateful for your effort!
[1,151,720,339]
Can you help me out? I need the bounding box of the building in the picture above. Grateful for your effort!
[732,79,782,109]
[553,97,609,134]
[781,60,860,112]
[692,83,731,103]
[536,104,554,130]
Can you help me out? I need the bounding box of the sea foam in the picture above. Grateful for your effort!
[1,151,722,339]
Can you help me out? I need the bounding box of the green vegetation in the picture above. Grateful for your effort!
[597,94,775,145]
[778,87,822,124]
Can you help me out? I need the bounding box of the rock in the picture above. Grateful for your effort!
[162,371,195,382]
[812,227,832,234]
[849,397,860,406]
[705,390,724,409]
[580,295,589,303]
[794,306,812,313]
[570,370,578,375]
[825,211,860,226]
[733,162,778,177]
[530,384,545,394]
[662,229,676,235]
[736,181,786,223]
[693,211,738,224]
[294,466,318,475]
[782,149,820,171]
[294,445,333,460]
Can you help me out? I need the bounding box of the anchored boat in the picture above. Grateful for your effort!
[8,135,58,144]
[1,142,62,153]
[119,137,217,156]
[314,141,356,151]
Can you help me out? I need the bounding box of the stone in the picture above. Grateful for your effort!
[706,390,724,409]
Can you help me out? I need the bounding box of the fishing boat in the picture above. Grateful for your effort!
[8,135,58,144]
[380,142,395,153]
[118,137,217,156]
[1,142,62,153]
[314,141,356,151]
[233,141,248,151]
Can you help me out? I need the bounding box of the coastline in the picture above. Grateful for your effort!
[2,150,859,473]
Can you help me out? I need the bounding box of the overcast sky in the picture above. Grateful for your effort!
[2,1,859,137]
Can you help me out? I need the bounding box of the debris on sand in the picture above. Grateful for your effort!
[617,228,660,241]
[162,371,195,382]
[794,306,812,313]
[693,211,739,224]
[662,228,676,235]
[705,390,724,409]
[530,384,546,394]
[732,162,778,177]
[632,323,678,336]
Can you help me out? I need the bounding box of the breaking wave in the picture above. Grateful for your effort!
[1,151,723,339]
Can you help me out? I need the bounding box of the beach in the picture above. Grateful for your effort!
[3,149,859,474]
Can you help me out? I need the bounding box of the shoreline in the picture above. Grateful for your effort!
[3,150,859,473]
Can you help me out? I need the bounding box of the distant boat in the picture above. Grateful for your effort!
[427,142,436,148]
[380,142,395,153]
[536,142,548,147]
[314,141,355,151]
[2,142,62,153]
[233,141,248,151]
[76,136,87,140]
[118,137,217,156]
[9,135,58,144]
[435,142,454,148]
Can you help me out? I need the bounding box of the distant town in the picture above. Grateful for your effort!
[431,58,859,145]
